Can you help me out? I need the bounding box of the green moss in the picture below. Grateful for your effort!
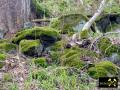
[50,40,67,51]
[50,14,88,34]
[80,30,89,39]
[19,40,40,56]
[88,61,118,79]
[106,23,120,32]
[12,27,60,44]
[3,73,12,82]
[0,53,6,68]
[32,0,50,17]
[61,47,99,68]
[50,51,61,64]
[50,40,68,64]
[97,37,120,56]
[50,18,61,30]
[0,39,9,43]
[0,42,16,52]
[0,53,6,60]
[32,70,48,81]
[32,57,47,67]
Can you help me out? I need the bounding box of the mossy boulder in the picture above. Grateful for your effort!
[97,37,120,57]
[0,53,6,68]
[50,14,96,35]
[50,40,68,64]
[50,40,67,51]
[12,27,60,45]
[0,42,16,53]
[32,57,47,67]
[88,61,118,79]
[50,14,89,34]
[19,40,41,56]
[60,47,99,68]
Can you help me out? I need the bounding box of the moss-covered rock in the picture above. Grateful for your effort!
[97,37,120,57]
[88,61,118,79]
[12,27,60,45]
[50,14,89,34]
[19,40,41,56]
[32,57,47,67]
[50,40,67,51]
[50,40,68,64]
[60,47,99,68]
[0,42,16,53]
[0,53,6,68]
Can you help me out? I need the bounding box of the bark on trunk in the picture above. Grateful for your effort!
[0,0,31,38]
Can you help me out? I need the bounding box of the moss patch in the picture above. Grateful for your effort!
[80,30,89,39]
[32,0,50,18]
[32,69,48,81]
[0,42,16,52]
[50,14,88,34]
[97,37,120,57]
[0,53,6,68]
[50,40,67,51]
[12,27,60,44]
[60,47,99,68]
[32,57,47,67]
[88,61,118,79]
[50,40,68,64]
[19,40,41,56]
[3,73,12,82]
[0,39,9,43]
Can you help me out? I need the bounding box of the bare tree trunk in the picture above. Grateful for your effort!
[82,0,108,31]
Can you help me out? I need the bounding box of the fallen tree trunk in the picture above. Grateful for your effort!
[71,0,110,45]
[82,0,108,31]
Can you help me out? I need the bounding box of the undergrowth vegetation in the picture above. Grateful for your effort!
[0,0,120,90]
